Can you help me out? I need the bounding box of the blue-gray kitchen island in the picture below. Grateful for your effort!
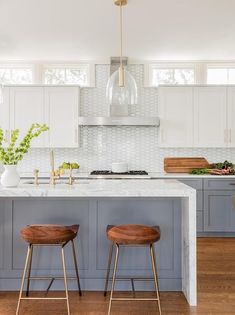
[0,179,197,305]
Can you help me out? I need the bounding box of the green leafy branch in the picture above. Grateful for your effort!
[0,124,49,165]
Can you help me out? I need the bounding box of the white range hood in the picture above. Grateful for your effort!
[78,116,160,126]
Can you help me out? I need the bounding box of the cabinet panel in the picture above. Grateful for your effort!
[193,87,227,147]
[227,87,235,147]
[177,179,203,190]
[0,87,10,132]
[178,179,203,211]
[45,87,79,148]
[197,211,203,232]
[204,179,235,190]
[12,200,89,271]
[10,87,45,147]
[159,87,194,147]
[96,199,181,279]
[204,191,235,232]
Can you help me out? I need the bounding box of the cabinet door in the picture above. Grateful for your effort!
[45,87,79,148]
[159,87,194,147]
[227,87,235,147]
[193,87,227,147]
[204,191,235,232]
[10,87,45,147]
[0,87,10,138]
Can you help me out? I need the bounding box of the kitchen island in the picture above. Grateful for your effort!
[0,179,196,306]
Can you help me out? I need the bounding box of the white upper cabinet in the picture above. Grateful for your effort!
[159,86,230,148]
[45,87,79,148]
[193,87,227,147]
[227,87,235,147]
[10,87,45,147]
[0,86,80,148]
[159,87,194,147]
[0,87,10,132]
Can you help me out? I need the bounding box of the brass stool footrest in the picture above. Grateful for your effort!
[28,276,79,280]
[27,276,80,295]
[20,297,67,300]
[108,277,154,281]
[112,297,160,301]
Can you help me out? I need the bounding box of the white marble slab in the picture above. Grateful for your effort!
[0,179,197,306]
[18,171,235,179]
[0,179,194,197]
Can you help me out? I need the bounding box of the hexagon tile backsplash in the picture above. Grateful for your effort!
[17,65,235,174]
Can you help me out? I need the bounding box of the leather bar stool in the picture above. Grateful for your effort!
[104,224,161,315]
[16,224,82,315]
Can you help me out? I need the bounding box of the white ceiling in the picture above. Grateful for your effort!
[0,0,235,61]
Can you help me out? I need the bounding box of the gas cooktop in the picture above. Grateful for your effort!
[89,170,150,179]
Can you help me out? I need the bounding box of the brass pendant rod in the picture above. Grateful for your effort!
[120,3,123,70]
[114,0,127,87]
[118,3,125,87]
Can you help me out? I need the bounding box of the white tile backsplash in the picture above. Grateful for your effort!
[16,64,235,175]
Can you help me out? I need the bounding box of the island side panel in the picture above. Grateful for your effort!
[0,197,182,291]
[96,198,182,291]
[182,193,197,306]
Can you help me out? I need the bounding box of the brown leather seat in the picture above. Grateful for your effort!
[20,224,79,244]
[107,224,161,245]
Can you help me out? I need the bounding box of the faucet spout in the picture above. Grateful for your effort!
[50,149,59,185]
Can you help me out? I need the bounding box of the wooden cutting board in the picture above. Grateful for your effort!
[164,157,210,173]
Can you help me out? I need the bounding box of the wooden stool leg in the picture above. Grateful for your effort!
[16,245,32,315]
[150,244,162,315]
[71,239,82,296]
[108,244,119,315]
[26,245,34,297]
[104,243,114,297]
[61,245,70,315]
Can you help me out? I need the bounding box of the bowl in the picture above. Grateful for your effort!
[111,162,128,173]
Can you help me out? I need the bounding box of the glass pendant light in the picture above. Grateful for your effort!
[106,0,138,116]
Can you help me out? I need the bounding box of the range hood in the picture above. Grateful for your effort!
[78,58,160,127]
[78,116,160,126]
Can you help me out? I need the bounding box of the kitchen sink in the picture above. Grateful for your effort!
[22,180,90,185]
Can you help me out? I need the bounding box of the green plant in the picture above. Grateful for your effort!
[0,124,49,165]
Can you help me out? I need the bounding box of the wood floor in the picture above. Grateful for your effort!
[1,238,235,315]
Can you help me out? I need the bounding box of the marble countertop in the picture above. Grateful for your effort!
[0,179,196,198]
[18,171,235,179]
[150,172,235,179]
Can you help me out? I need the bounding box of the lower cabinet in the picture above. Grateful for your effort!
[204,190,235,232]
[196,211,203,232]
[178,178,235,234]
[178,179,204,233]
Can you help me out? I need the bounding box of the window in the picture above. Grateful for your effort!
[43,64,90,86]
[207,66,235,84]
[0,64,33,84]
[149,64,195,86]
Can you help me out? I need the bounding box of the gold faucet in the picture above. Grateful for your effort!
[50,149,60,185]
[33,169,39,186]
[68,165,74,185]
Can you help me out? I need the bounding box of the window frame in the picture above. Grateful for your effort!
[41,63,94,87]
[0,62,95,87]
[146,62,198,87]
[206,63,235,85]
[0,63,35,85]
